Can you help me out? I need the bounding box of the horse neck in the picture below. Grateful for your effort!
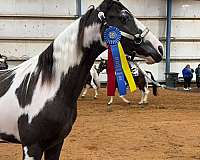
[51,18,106,100]
[53,18,105,73]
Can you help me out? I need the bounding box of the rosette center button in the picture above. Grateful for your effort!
[109,32,116,39]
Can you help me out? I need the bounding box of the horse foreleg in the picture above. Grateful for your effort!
[81,84,90,97]
[143,87,150,104]
[44,140,64,160]
[22,144,43,160]
[94,89,98,99]
[90,80,98,99]
[139,90,145,105]
[139,88,149,105]
[119,95,130,104]
[107,96,113,105]
[107,96,113,112]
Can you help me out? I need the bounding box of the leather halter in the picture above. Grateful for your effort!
[97,9,149,45]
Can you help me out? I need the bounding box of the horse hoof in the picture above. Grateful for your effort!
[81,95,85,98]
[138,102,143,105]
[107,106,112,112]
[94,96,97,99]
[143,101,148,104]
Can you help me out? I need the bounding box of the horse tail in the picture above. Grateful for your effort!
[146,71,157,96]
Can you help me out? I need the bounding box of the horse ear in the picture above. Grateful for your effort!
[99,0,114,11]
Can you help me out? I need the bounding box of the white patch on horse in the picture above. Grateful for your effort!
[90,65,100,89]
[143,87,150,103]
[24,147,34,160]
[54,19,83,74]
[0,57,39,141]
[19,73,62,124]
[83,23,105,48]
[81,65,100,98]
[134,18,163,56]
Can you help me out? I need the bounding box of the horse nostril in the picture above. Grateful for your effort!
[158,46,164,56]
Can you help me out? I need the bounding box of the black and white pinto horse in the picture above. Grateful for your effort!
[81,64,100,99]
[97,58,158,105]
[0,0,163,159]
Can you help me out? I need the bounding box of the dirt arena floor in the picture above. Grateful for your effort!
[0,87,200,160]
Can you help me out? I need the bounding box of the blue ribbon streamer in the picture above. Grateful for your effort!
[104,26,127,96]
[110,45,126,96]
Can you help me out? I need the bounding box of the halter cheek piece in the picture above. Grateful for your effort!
[97,9,149,45]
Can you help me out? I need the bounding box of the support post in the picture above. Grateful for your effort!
[166,0,172,74]
[76,0,81,17]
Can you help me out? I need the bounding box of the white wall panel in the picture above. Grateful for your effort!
[170,42,200,59]
[139,20,200,38]
[140,20,166,38]
[172,20,200,38]
[0,19,75,38]
[0,0,76,16]
[0,40,51,60]
[81,0,166,17]
[141,62,165,81]
[173,0,200,17]
[0,19,166,39]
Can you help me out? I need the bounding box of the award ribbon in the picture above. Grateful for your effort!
[104,26,126,96]
[104,26,136,96]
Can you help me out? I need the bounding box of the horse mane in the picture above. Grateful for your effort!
[37,42,54,85]
[77,6,95,51]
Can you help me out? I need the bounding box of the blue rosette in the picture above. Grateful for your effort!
[104,26,121,45]
[104,26,126,96]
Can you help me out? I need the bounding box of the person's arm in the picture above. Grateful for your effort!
[182,68,185,77]
[195,68,198,74]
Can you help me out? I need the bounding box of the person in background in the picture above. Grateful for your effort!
[182,64,194,90]
[195,64,200,88]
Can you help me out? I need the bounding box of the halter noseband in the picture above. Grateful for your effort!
[97,9,149,45]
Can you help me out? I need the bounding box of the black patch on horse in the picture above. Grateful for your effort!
[37,42,54,84]
[0,133,20,143]
[18,71,79,147]
[15,72,38,108]
[15,42,54,108]
[0,70,15,98]
[85,73,97,87]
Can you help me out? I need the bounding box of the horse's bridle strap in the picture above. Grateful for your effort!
[96,8,149,44]
[120,31,135,40]
[121,27,149,41]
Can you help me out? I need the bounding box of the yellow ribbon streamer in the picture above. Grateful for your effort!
[118,42,137,92]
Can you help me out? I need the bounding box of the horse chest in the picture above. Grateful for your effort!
[17,94,77,145]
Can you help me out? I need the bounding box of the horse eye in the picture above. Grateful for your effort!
[138,29,142,34]
[120,10,131,24]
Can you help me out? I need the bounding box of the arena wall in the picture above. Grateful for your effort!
[0,0,199,81]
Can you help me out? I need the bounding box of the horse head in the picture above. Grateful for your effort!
[82,0,163,64]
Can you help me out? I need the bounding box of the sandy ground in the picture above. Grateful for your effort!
[0,87,200,160]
